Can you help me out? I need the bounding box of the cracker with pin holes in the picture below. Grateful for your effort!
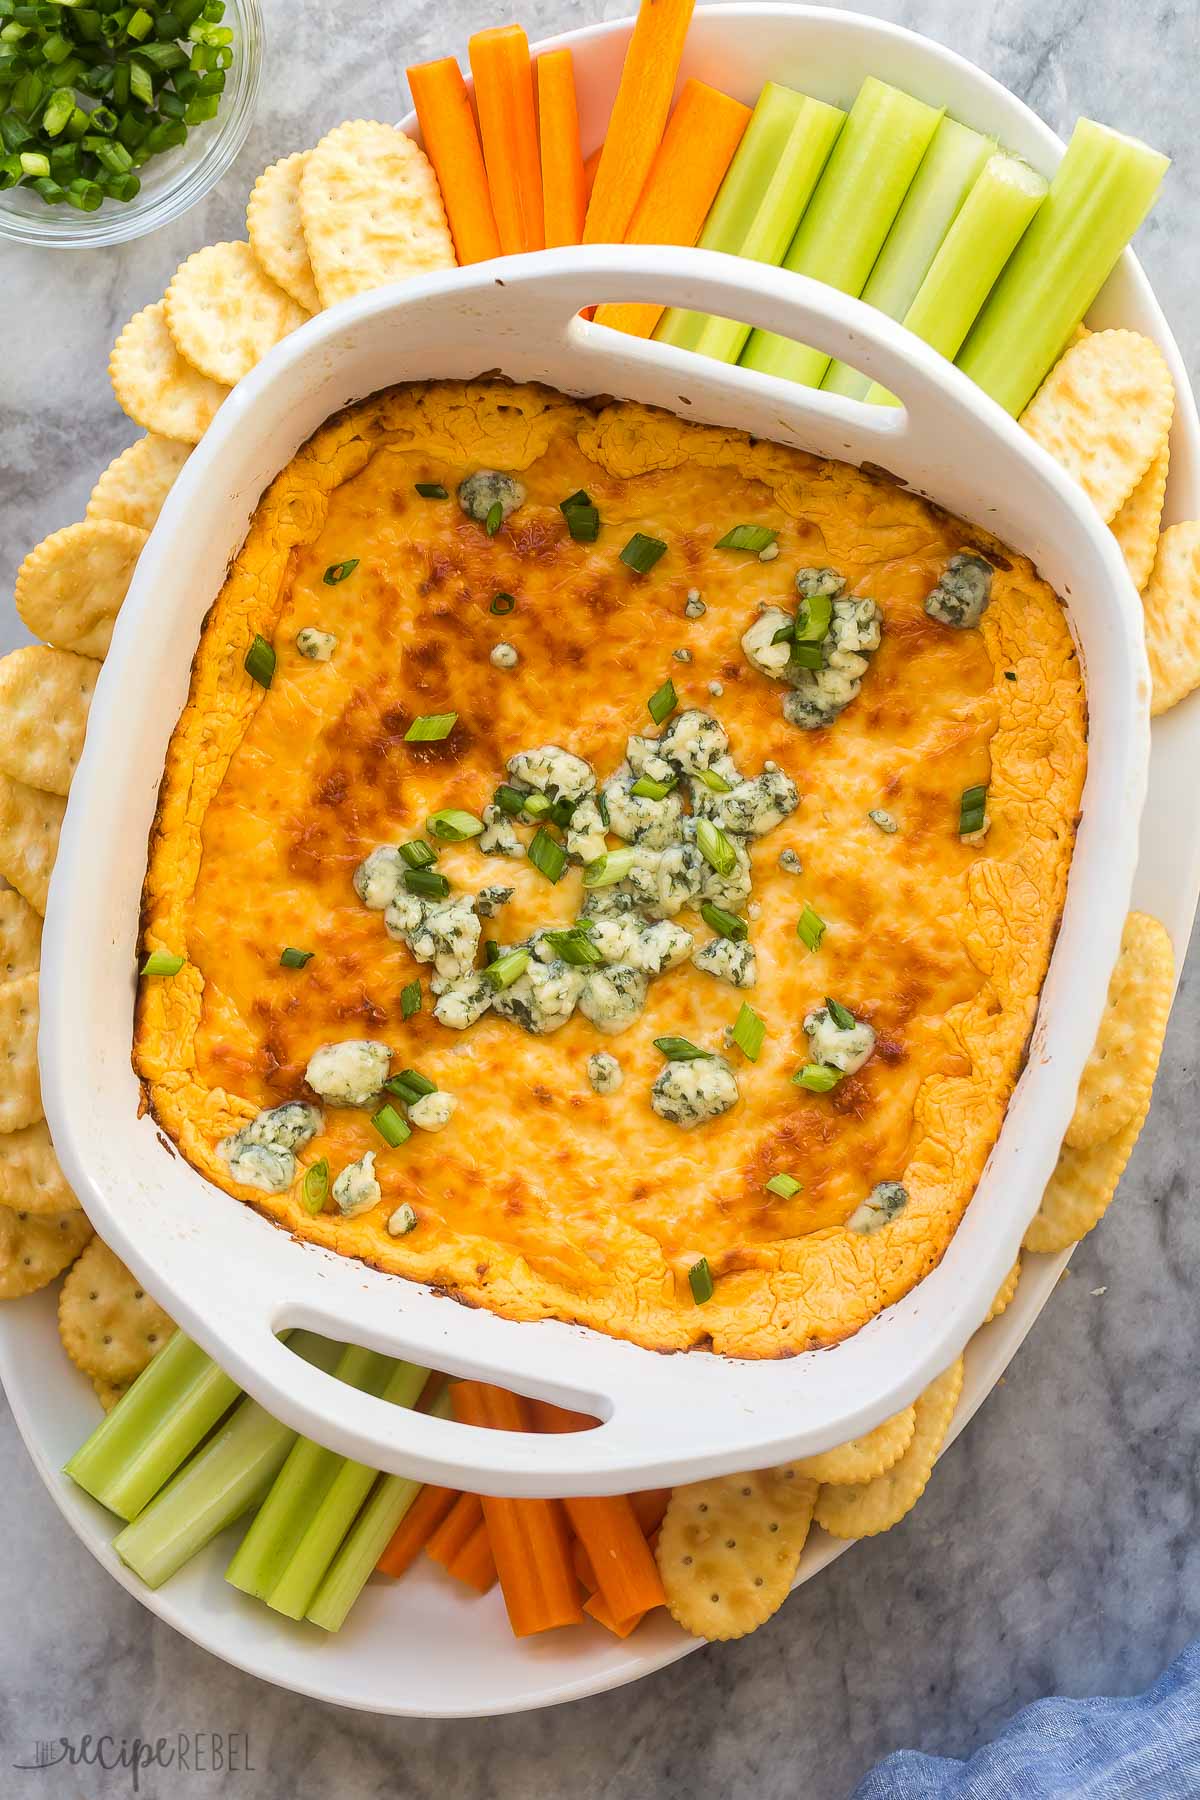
[247,150,322,313]
[0,1121,77,1216]
[0,647,98,796]
[815,1358,964,1540]
[1024,1094,1151,1255]
[0,972,42,1133]
[93,1376,129,1412]
[657,1464,817,1640]
[165,240,310,387]
[0,774,64,914]
[87,434,191,533]
[110,299,230,444]
[984,1258,1021,1323]
[0,1202,92,1299]
[1111,440,1169,592]
[1021,329,1174,522]
[299,120,455,309]
[1143,520,1200,715]
[791,1405,916,1485]
[58,1238,175,1384]
[0,890,41,983]
[1065,912,1173,1151]
[15,519,145,659]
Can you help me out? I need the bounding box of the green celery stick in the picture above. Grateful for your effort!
[740,76,943,387]
[64,1329,242,1523]
[265,1358,429,1622]
[224,1343,398,1600]
[865,151,1048,405]
[654,83,845,363]
[956,118,1169,415]
[306,1389,454,1634]
[822,115,992,399]
[112,1333,342,1589]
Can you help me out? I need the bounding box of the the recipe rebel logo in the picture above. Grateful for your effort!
[11,1731,255,1792]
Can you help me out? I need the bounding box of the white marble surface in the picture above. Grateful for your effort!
[1,2,1198,1795]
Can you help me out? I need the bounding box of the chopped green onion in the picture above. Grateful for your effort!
[400,980,422,1019]
[301,1160,329,1214]
[426,808,484,842]
[548,796,577,829]
[398,838,437,869]
[959,783,988,836]
[405,712,457,743]
[279,947,313,969]
[542,925,603,966]
[647,678,676,725]
[700,902,748,941]
[796,904,826,952]
[371,1104,411,1148]
[18,147,48,175]
[696,768,734,793]
[825,996,856,1031]
[793,1063,842,1093]
[415,482,447,498]
[520,791,552,820]
[732,1002,765,1062]
[322,558,359,584]
[583,847,636,888]
[404,868,450,900]
[688,1258,714,1305]
[695,817,737,878]
[140,950,184,977]
[653,1036,712,1061]
[484,500,503,536]
[490,592,515,615]
[384,1069,436,1106]
[526,826,567,884]
[715,524,776,553]
[795,590,833,644]
[630,773,676,800]
[560,490,601,542]
[494,783,529,817]
[765,1172,802,1198]
[620,532,667,575]
[244,634,275,688]
[485,947,530,988]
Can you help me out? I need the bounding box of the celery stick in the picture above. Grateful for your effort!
[306,1390,454,1634]
[224,1344,397,1600]
[957,118,1169,415]
[654,84,845,363]
[64,1330,242,1523]
[822,116,992,400]
[865,151,1048,406]
[112,1332,342,1589]
[265,1359,428,1622]
[740,77,943,388]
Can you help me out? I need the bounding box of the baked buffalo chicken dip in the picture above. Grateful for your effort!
[134,380,1086,1357]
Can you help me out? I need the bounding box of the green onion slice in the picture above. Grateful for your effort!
[542,925,603,966]
[485,947,531,988]
[959,783,988,835]
[653,1036,712,1061]
[415,482,448,499]
[426,809,484,842]
[527,827,567,884]
[732,1002,765,1062]
[322,559,359,585]
[715,524,776,554]
[404,868,450,900]
[696,768,734,794]
[243,635,275,689]
[384,1069,437,1105]
[583,847,636,888]
[688,1258,714,1305]
[520,791,552,820]
[485,500,503,536]
[399,839,437,869]
[561,494,601,542]
[405,712,457,743]
[700,902,748,941]
[401,980,422,1019]
[795,591,833,644]
[793,1063,842,1094]
[796,904,826,953]
[302,1159,329,1214]
[490,592,516,615]
[695,817,737,878]
[620,533,667,575]
[765,1172,801,1199]
[372,1103,412,1148]
[825,996,856,1031]
[646,678,677,725]
[140,949,184,977]
[630,773,676,800]
[494,783,529,818]
[279,947,313,969]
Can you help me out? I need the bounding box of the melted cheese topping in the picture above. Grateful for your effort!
[135,382,1086,1356]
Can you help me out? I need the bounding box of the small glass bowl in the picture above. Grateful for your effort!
[0,0,262,250]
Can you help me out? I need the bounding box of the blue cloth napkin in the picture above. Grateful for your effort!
[853,1637,1200,1798]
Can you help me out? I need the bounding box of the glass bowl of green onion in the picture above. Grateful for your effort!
[0,0,261,247]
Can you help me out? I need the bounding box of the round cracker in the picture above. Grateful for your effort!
[299,120,455,310]
[658,1465,817,1641]
[87,434,191,533]
[164,240,310,387]
[0,773,64,916]
[0,1202,92,1299]
[1111,439,1169,593]
[0,646,98,797]
[1024,1093,1150,1255]
[93,1375,130,1412]
[984,1257,1021,1324]
[0,972,41,1134]
[1065,912,1173,1150]
[814,1357,964,1540]
[110,299,230,445]
[0,1120,77,1216]
[1021,329,1174,522]
[58,1238,174,1383]
[1144,520,1200,716]
[247,150,322,313]
[0,889,42,982]
[15,518,146,659]
[792,1405,916,1485]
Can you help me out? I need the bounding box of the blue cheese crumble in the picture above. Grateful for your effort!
[296,626,337,661]
[925,553,993,629]
[305,1039,391,1107]
[651,1056,739,1128]
[218,1101,323,1193]
[587,1050,623,1094]
[846,1181,909,1233]
[803,1006,876,1074]
[332,1150,381,1218]
[458,469,525,524]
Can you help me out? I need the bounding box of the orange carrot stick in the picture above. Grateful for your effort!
[631,1489,672,1535]
[585,1589,646,1638]
[573,1538,597,1591]
[469,25,544,255]
[447,1519,499,1594]
[407,57,502,266]
[583,0,696,245]
[537,49,586,249]
[377,1482,459,1578]
[452,1382,583,1635]
[562,1494,667,1623]
[593,78,751,338]
[583,142,603,200]
[528,1398,599,1434]
[426,1492,484,1569]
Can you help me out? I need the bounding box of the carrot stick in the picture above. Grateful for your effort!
[446,1518,498,1594]
[573,1538,597,1591]
[376,1482,458,1578]
[452,1382,583,1635]
[468,25,544,255]
[528,1398,599,1434]
[406,57,502,266]
[593,78,751,338]
[583,143,603,200]
[583,0,696,245]
[631,1489,671,1535]
[426,1492,483,1569]
[585,1589,646,1638]
[537,49,586,249]
[562,1494,666,1623]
